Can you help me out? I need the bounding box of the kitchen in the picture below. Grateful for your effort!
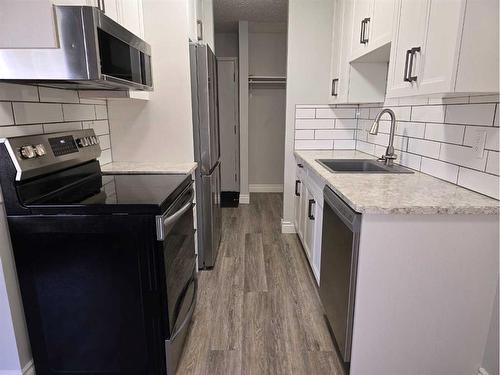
[0,1,498,375]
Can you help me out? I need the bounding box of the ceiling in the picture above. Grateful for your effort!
[214,0,288,32]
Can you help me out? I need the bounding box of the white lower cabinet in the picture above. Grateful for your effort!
[294,161,324,285]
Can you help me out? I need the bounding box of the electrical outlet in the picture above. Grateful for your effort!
[471,129,487,158]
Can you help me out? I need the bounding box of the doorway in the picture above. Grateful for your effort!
[217,57,240,206]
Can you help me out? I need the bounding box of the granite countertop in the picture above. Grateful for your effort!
[294,150,499,215]
[101,161,197,175]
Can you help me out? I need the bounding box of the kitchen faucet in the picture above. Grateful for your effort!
[369,108,397,166]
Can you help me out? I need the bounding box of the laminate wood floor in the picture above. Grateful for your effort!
[177,193,345,375]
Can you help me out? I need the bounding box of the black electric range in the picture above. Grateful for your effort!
[0,130,196,375]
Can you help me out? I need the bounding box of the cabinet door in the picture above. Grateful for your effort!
[298,178,307,240]
[120,0,144,37]
[386,0,428,97]
[102,0,120,23]
[304,188,316,262]
[350,0,372,59]
[329,0,342,103]
[414,0,464,95]
[312,201,323,285]
[369,0,395,47]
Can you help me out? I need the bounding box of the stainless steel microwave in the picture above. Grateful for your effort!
[0,6,153,91]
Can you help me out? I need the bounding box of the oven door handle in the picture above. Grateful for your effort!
[156,189,194,240]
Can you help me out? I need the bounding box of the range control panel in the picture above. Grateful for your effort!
[2,129,101,181]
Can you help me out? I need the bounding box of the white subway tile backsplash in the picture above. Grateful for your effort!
[295,139,333,150]
[315,129,355,140]
[335,119,358,129]
[356,141,375,155]
[43,122,82,133]
[0,103,14,126]
[445,103,496,126]
[39,87,80,103]
[316,107,357,119]
[0,83,38,102]
[13,102,63,124]
[369,106,411,121]
[334,140,356,149]
[411,105,445,123]
[296,119,335,130]
[424,123,465,144]
[0,124,44,138]
[98,149,113,165]
[83,120,109,136]
[407,138,441,158]
[295,108,315,118]
[463,126,499,151]
[469,95,500,104]
[439,143,487,171]
[295,129,314,139]
[458,167,499,199]
[420,157,459,183]
[63,104,96,122]
[0,84,111,168]
[295,100,500,199]
[98,134,111,150]
[95,105,108,120]
[398,151,422,170]
[486,151,499,176]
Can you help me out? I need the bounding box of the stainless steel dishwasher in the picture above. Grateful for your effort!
[320,186,362,364]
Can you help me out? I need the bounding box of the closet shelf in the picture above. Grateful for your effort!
[248,75,287,85]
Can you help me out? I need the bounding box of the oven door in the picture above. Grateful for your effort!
[157,184,196,373]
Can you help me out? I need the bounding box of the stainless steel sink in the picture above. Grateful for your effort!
[316,159,414,174]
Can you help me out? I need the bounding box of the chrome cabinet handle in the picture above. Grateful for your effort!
[408,47,421,82]
[197,20,203,41]
[403,49,412,82]
[308,199,315,220]
[359,19,365,44]
[331,78,339,96]
[360,17,370,44]
[295,180,301,196]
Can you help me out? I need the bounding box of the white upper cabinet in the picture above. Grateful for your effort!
[329,0,348,103]
[387,0,499,97]
[52,0,144,38]
[0,0,59,48]
[187,0,215,50]
[350,0,396,61]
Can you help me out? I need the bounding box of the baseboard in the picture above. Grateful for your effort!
[239,194,250,204]
[479,368,490,375]
[281,220,296,234]
[23,360,34,375]
[249,184,283,193]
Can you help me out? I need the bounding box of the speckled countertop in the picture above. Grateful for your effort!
[101,161,197,175]
[294,150,499,215]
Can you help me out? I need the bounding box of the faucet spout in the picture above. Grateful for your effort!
[369,108,397,166]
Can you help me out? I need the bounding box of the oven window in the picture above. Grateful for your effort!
[98,28,142,84]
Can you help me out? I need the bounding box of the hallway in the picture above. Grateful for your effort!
[177,193,344,375]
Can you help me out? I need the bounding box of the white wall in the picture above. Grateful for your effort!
[0,83,112,373]
[282,0,334,231]
[108,0,194,163]
[248,27,287,189]
[215,33,238,57]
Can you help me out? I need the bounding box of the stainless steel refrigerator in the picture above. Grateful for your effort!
[189,43,222,269]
